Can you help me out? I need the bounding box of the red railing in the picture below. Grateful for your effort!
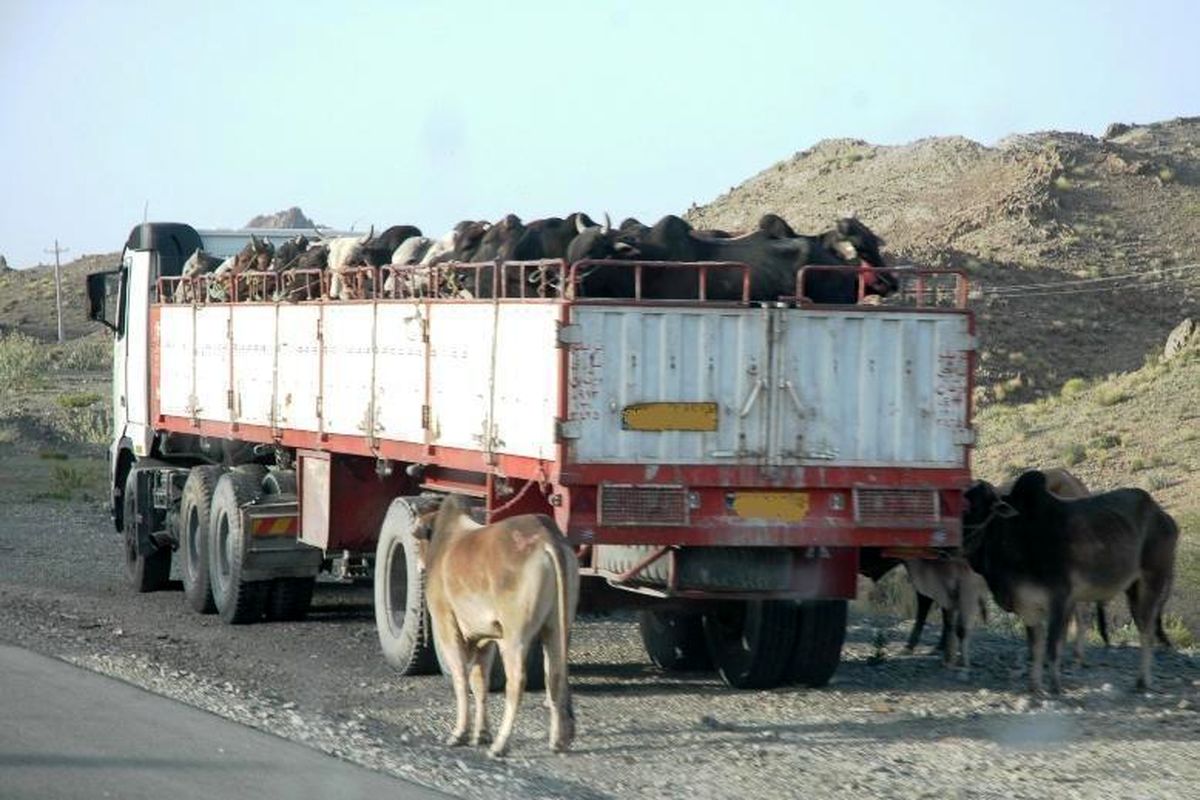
[796,265,970,309]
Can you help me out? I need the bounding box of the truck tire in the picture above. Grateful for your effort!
[785,600,848,688]
[266,577,316,622]
[702,600,799,689]
[373,498,440,675]
[209,471,269,624]
[434,636,547,693]
[122,469,171,592]
[639,608,712,671]
[179,466,224,614]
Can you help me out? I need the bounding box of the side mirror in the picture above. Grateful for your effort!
[87,269,123,334]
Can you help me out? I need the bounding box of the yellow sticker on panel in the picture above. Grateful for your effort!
[731,492,810,522]
[621,402,719,432]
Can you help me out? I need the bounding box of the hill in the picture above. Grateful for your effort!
[689,118,1200,404]
[0,253,117,341]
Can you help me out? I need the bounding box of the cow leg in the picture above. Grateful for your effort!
[434,619,471,746]
[905,592,934,652]
[1027,623,1047,694]
[489,639,529,758]
[541,623,575,753]
[1131,577,1170,691]
[1072,605,1088,667]
[1045,598,1069,694]
[469,643,495,746]
[942,605,960,667]
[936,607,951,654]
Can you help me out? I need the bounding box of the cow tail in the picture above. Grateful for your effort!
[544,542,571,672]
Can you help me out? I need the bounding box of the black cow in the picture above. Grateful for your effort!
[270,235,310,273]
[963,472,1178,693]
[361,225,422,267]
[566,213,897,304]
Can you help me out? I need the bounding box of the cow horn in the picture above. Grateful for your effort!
[362,224,375,243]
[602,213,611,235]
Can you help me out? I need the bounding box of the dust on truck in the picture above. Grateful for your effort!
[87,222,975,689]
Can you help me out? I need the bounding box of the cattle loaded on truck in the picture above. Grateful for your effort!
[86,217,975,690]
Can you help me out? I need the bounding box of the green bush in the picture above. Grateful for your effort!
[54,335,112,371]
[57,391,103,409]
[1062,442,1087,466]
[1061,377,1088,398]
[0,332,49,390]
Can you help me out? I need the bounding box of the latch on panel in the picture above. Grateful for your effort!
[556,324,582,347]
[555,418,581,441]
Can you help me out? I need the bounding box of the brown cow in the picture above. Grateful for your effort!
[419,495,580,757]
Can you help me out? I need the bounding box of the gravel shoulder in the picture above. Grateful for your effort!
[2,494,1200,799]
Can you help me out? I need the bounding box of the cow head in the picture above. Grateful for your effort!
[567,213,640,263]
[759,213,799,240]
[831,217,897,298]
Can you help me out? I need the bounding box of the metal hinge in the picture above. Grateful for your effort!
[556,323,582,347]
[420,316,430,343]
[316,396,323,419]
[421,404,431,430]
[226,390,234,411]
[316,317,324,341]
[555,418,581,440]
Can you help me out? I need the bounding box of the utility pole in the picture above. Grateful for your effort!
[45,240,69,343]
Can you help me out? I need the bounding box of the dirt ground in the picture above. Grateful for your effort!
[3,468,1199,800]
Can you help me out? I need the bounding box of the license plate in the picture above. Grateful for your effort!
[730,492,809,522]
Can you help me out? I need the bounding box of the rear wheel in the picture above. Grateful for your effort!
[179,466,224,613]
[784,600,848,687]
[702,600,798,689]
[122,469,171,592]
[639,608,712,672]
[266,577,316,622]
[373,498,440,675]
[209,471,269,624]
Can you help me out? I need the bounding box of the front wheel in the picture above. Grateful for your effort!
[122,469,171,592]
[702,600,799,689]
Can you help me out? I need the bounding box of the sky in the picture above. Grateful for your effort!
[1,0,1197,269]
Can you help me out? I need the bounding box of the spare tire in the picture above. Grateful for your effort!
[373,497,440,675]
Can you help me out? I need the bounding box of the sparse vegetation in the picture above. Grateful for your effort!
[57,391,102,409]
[1061,377,1088,398]
[0,332,49,390]
[1062,442,1087,466]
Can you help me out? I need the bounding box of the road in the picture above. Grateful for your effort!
[0,644,451,800]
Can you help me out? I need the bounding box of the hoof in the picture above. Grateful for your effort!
[445,733,468,747]
[488,743,509,759]
[471,730,493,747]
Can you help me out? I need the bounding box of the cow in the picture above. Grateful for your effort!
[174,248,223,302]
[360,225,422,267]
[565,213,898,304]
[270,235,310,273]
[276,243,329,301]
[902,555,989,668]
[384,236,436,296]
[418,495,579,758]
[209,235,274,301]
[963,470,1178,693]
[326,227,374,299]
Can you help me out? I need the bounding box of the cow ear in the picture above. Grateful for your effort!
[613,241,640,257]
[993,500,1019,519]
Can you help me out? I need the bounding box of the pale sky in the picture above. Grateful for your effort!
[1,0,1196,268]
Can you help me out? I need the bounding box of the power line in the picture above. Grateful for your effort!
[980,263,1200,296]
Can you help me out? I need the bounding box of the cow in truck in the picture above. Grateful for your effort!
[86,220,974,693]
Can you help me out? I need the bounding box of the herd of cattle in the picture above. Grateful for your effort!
[174,212,900,305]
[414,466,1179,757]
[863,467,1178,696]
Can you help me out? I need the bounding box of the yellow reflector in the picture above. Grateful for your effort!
[621,402,719,432]
[731,492,810,522]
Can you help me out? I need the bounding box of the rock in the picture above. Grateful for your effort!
[245,207,316,230]
[1103,122,1133,140]
[1164,318,1196,360]
[0,254,9,272]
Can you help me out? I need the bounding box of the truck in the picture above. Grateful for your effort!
[86,222,975,690]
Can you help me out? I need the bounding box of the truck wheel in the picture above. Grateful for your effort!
[639,608,712,671]
[266,577,316,622]
[702,600,798,689]
[179,466,224,614]
[373,498,440,675]
[122,469,171,592]
[785,600,848,688]
[209,471,269,624]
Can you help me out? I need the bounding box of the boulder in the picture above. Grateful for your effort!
[1164,318,1196,360]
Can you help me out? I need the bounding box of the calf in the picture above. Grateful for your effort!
[902,556,989,668]
[965,471,1178,693]
[419,495,579,757]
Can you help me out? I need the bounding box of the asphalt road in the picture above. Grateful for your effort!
[0,644,453,800]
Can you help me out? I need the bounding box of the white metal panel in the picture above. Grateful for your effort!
[772,311,969,467]
[491,304,559,460]
[193,305,232,423]
[568,306,971,467]
[157,305,194,419]
[275,305,322,431]
[568,306,772,464]
[373,302,427,445]
[231,305,277,427]
[427,304,495,452]
[321,305,377,437]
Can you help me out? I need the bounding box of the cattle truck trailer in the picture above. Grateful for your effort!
[87,222,975,690]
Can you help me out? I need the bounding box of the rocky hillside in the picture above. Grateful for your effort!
[244,207,316,229]
[0,254,116,341]
[689,117,1200,404]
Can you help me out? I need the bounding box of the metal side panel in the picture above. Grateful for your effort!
[772,311,969,467]
[491,304,559,459]
[321,305,376,438]
[275,305,321,431]
[568,306,771,465]
[193,305,232,423]
[427,303,495,452]
[373,302,426,445]
[157,305,194,418]
[230,305,277,427]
